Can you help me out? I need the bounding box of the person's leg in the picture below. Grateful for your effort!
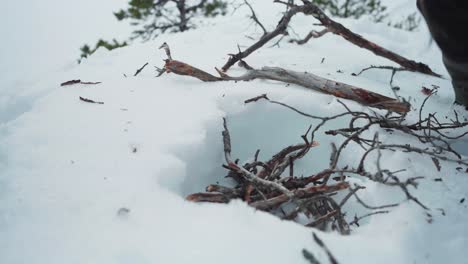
[417,0,468,108]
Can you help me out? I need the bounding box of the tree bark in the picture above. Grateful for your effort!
[216,65,410,113]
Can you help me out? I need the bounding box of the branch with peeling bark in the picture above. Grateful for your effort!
[216,62,410,113]
[156,43,409,113]
[155,42,222,81]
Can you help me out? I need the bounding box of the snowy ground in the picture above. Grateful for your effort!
[1,1,467,263]
[0,0,130,123]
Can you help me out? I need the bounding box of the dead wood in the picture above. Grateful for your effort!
[134,62,149,76]
[186,192,231,203]
[222,1,440,77]
[215,65,410,113]
[250,182,349,211]
[61,80,102,86]
[79,96,104,104]
[288,1,441,77]
[157,43,408,112]
[163,59,222,82]
[301,7,440,77]
[61,80,81,86]
[311,233,340,264]
[156,43,222,81]
[349,210,389,226]
[186,117,351,234]
[289,29,330,45]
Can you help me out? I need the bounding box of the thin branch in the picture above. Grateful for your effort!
[79,96,104,104]
[221,4,303,71]
[312,233,340,264]
[289,28,330,44]
[243,0,267,35]
[134,62,149,76]
[61,80,101,86]
[349,210,390,226]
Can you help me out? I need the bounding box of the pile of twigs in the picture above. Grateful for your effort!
[187,117,352,234]
[186,92,468,234]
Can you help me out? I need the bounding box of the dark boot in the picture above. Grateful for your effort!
[417,0,468,107]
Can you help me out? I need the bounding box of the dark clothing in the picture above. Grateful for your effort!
[417,0,468,107]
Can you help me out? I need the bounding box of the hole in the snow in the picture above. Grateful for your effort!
[170,101,341,198]
[159,97,378,231]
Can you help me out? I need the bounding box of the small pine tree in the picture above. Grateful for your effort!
[79,39,127,62]
[311,0,387,22]
[114,0,227,41]
[79,1,226,60]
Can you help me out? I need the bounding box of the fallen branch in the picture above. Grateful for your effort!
[312,233,340,264]
[288,1,441,77]
[216,65,410,113]
[289,28,330,45]
[349,210,389,226]
[156,43,222,81]
[244,94,269,103]
[353,65,407,77]
[61,80,102,86]
[157,43,408,112]
[134,62,149,76]
[222,1,440,77]
[61,80,81,86]
[79,96,104,104]
[249,182,349,211]
[185,192,231,203]
[353,65,409,99]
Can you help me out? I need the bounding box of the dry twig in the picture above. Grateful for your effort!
[79,96,104,104]
[61,80,102,86]
[134,62,149,76]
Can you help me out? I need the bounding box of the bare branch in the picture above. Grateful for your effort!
[243,0,267,35]
[134,62,149,76]
[289,28,330,45]
[349,211,390,226]
[159,42,173,60]
[217,66,410,113]
[61,80,101,86]
[222,1,440,77]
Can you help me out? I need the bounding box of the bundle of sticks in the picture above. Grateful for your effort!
[186,118,351,234]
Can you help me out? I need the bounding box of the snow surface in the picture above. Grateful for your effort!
[0,0,130,123]
[1,1,467,263]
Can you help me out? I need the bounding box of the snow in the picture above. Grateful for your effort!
[0,0,130,123]
[1,1,467,263]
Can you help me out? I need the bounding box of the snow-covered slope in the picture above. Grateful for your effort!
[1,1,467,263]
[0,0,130,123]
